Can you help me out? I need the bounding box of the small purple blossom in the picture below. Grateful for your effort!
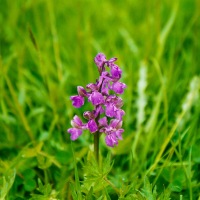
[70,95,84,108]
[68,128,83,140]
[98,117,108,127]
[68,53,126,147]
[100,119,124,147]
[110,64,122,79]
[94,53,107,73]
[111,82,127,94]
[88,91,104,105]
[105,103,116,118]
[67,115,87,140]
[70,115,85,128]
[87,119,98,133]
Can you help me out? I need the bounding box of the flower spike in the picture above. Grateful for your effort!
[68,53,126,147]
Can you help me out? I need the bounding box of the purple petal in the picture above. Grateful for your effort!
[105,95,123,108]
[114,97,123,108]
[101,71,114,81]
[99,128,106,133]
[68,128,83,140]
[107,57,117,64]
[105,134,118,147]
[88,91,104,105]
[115,129,124,140]
[94,53,106,67]
[109,119,122,129]
[71,115,83,128]
[115,109,125,121]
[111,82,127,94]
[98,117,108,127]
[70,95,84,108]
[94,105,104,117]
[110,64,122,79]
[87,119,98,133]
[105,103,115,118]
[101,79,109,95]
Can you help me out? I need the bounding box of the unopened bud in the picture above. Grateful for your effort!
[83,111,95,120]
[77,86,87,97]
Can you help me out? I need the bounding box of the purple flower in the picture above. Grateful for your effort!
[98,117,108,127]
[110,64,122,79]
[106,95,123,108]
[70,115,85,128]
[94,53,107,68]
[68,53,126,147]
[70,95,84,108]
[105,103,116,118]
[105,134,118,147]
[68,115,87,140]
[110,82,126,94]
[87,119,98,133]
[88,91,104,105]
[100,119,124,147]
[68,128,83,140]
[105,103,125,120]
[115,109,125,121]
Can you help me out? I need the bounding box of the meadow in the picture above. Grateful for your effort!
[0,0,200,199]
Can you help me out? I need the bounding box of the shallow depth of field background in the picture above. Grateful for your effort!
[0,0,200,199]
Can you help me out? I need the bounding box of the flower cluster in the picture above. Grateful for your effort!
[68,53,126,147]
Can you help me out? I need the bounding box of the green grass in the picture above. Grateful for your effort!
[0,0,200,199]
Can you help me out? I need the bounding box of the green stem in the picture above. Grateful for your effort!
[94,131,100,164]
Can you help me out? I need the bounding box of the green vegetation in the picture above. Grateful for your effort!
[0,0,200,199]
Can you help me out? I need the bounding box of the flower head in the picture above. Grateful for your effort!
[68,53,126,147]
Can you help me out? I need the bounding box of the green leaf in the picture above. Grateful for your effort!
[22,168,36,180]
[192,143,200,163]
[158,188,171,200]
[37,178,52,195]
[140,176,156,200]
[0,169,16,200]
[82,152,110,193]
[37,154,52,169]
[69,182,78,200]
[30,179,58,200]
[102,153,114,175]
[24,179,37,191]
[173,168,186,183]
[169,180,182,192]
[85,187,93,200]
[104,187,111,200]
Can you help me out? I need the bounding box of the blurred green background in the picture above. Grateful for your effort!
[0,0,200,199]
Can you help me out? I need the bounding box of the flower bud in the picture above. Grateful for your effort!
[83,111,95,120]
[86,83,98,91]
[77,86,87,97]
